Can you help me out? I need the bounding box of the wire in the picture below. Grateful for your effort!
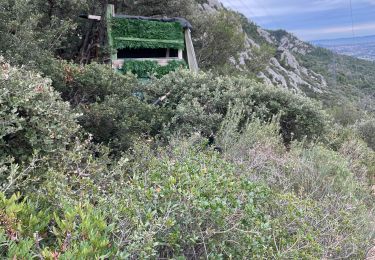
[349,0,359,82]
[225,0,257,19]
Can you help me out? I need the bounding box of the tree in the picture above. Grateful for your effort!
[192,10,245,71]
[124,0,196,18]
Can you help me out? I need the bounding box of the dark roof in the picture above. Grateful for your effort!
[113,14,193,30]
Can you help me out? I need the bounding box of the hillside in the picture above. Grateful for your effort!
[197,1,375,117]
[0,0,374,258]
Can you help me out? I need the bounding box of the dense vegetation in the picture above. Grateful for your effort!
[0,0,374,258]
[111,18,185,50]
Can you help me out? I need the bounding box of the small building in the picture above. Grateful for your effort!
[106,5,198,78]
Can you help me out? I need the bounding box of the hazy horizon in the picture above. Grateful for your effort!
[220,0,375,41]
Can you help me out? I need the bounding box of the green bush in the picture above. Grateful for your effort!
[41,60,138,106]
[0,59,113,196]
[123,60,159,78]
[192,10,245,71]
[78,94,156,152]
[124,0,196,18]
[216,114,374,259]
[0,193,113,259]
[40,61,327,153]
[155,60,188,78]
[94,142,326,258]
[144,70,327,143]
[330,103,364,126]
[0,58,83,194]
[123,60,187,79]
[41,60,325,153]
[110,147,274,258]
[1,41,370,259]
[0,0,99,67]
[0,58,80,161]
[38,60,157,153]
[356,118,375,150]
[0,140,325,259]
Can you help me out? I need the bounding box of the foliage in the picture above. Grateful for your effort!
[42,60,137,105]
[243,44,277,76]
[0,193,113,258]
[87,142,328,258]
[0,59,373,258]
[123,60,187,78]
[111,18,185,50]
[269,29,289,43]
[330,103,364,126]
[40,61,327,152]
[356,119,375,150]
[192,10,245,71]
[0,0,374,258]
[0,58,81,193]
[0,0,72,66]
[297,47,375,113]
[156,60,188,78]
[78,94,155,153]
[238,13,269,45]
[123,60,159,78]
[39,60,157,153]
[0,0,109,66]
[144,70,327,143]
[107,146,276,258]
[216,110,374,258]
[124,0,196,18]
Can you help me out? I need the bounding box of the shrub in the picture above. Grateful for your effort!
[192,10,245,71]
[40,62,327,153]
[356,118,375,150]
[98,142,325,258]
[39,60,157,153]
[41,60,138,106]
[216,113,374,258]
[0,59,113,196]
[144,70,327,143]
[0,58,82,194]
[78,94,156,152]
[122,60,187,79]
[330,103,363,126]
[0,58,80,161]
[0,193,113,259]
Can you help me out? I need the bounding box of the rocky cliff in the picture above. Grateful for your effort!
[198,0,328,94]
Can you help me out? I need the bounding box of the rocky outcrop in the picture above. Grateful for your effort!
[245,27,326,93]
[197,0,328,94]
[257,28,275,44]
[278,35,312,55]
[199,0,223,12]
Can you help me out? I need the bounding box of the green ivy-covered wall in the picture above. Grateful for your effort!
[122,60,187,78]
[111,18,185,50]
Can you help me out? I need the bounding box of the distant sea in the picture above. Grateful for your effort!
[311,35,375,61]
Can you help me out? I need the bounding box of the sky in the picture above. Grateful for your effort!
[219,0,375,41]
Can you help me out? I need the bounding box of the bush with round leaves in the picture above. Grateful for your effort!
[97,142,323,258]
[0,57,82,193]
[144,69,328,143]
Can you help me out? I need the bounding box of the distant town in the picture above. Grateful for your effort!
[312,35,375,61]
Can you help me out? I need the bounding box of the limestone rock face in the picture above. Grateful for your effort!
[196,0,327,94]
[257,28,275,44]
[200,0,223,12]
[241,27,327,94]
